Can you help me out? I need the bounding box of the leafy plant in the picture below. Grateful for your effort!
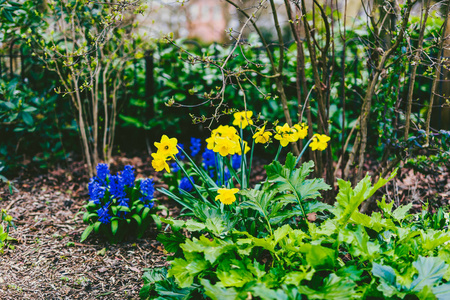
[80,163,162,243]
[143,171,450,299]
[0,208,15,253]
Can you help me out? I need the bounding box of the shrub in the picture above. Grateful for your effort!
[80,164,161,243]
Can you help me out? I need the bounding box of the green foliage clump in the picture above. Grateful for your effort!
[141,153,450,299]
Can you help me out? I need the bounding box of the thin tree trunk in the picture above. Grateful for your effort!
[404,0,431,140]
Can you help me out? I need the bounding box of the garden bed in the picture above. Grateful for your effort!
[0,154,448,299]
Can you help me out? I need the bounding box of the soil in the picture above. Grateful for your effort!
[0,154,448,299]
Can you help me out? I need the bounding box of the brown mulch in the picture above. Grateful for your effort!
[0,153,448,299]
[0,156,178,300]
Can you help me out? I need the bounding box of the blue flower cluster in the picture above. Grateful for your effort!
[177,144,185,160]
[190,138,201,157]
[202,149,216,178]
[88,179,105,205]
[87,163,155,224]
[139,178,155,209]
[231,154,241,170]
[97,202,111,224]
[179,176,194,192]
[121,165,135,187]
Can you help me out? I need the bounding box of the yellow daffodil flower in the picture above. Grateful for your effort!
[213,136,238,156]
[309,134,331,151]
[151,152,171,173]
[253,126,272,144]
[215,188,239,205]
[206,125,239,150]
[232,111,253,129]
[154,135,179,158]
[293,123,308,140]
[274,123,297,147]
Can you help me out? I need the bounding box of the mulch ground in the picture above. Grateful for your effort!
[0,156,178,300]
[0,154,448,299]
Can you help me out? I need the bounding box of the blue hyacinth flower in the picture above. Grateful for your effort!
[231,154,241,170]
[176,143,185,160]
[179,176,194,193]
[171,162,180,173]
[140,178,155,198]
[109,175,126,199]
[88,179,105,205]
[121,165,135,187]
[190,138,201,157]
[97,203,112,224]
[202,149,216,170]
[96,163,110,183]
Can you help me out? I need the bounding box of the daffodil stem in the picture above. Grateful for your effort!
[274,144,283,162]
[295,138,314,166]
[247,139,255,183]
[176,145,216,200]
[239,126,246,189]
[175,157,209,205]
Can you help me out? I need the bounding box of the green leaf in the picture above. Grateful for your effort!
[157,232,186,253]
[151,214,162,231]
[94,221,102,233]
[432,282,450,299]
[296,274,359,300]
[303,244,335,269]
[392,203,413,222]
[80,224,94,242]
[201,279,238,300]
[2,9,14,22]
[284,267,315,285]
[119,114,143,128]
[21,111,33,126]
[334,170,396,225]
[168,258,195,288]
[411,256,448,292]
[132,214,142,226]
[111,220,119,235]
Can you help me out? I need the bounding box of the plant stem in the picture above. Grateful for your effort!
[274,144,283,162]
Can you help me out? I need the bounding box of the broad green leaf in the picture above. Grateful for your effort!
[284,266,315,285]
[201,279,238,300]
[411,256,448,292]
[168,258,194,288]
[296,274,359,300]
[304,244,335,269]
[157,232,186,253]
[392,203,413,222]
[273,224,291,244]
[432,282,450,299]
[335,170,396,225]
